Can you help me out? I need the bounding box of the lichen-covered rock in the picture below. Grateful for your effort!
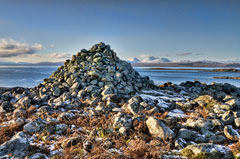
[175,138,187,149]
[178,128,199,140]
[61,137,81,148]
[30,153,48,159]
[194,95,217,109]
[55,123,68,135]
[23,118,47,133]
[53,87,61,97]
[178,128,206,143]
[0,101,14,112]
[5,118,25,127]
[101,85,113,96]
[17,96,31,108]
[221,111,234,125]
[0,132,29,158]
[58,112,76,120]
[224,96,240,107]
[181,143,234,159]
[209,135,226,144]
[146,116,175,140]
[184,118,214,130]
[224,125,240,141]
[113,112,132,134]
[235,118,240,127]
[13,108,27,118]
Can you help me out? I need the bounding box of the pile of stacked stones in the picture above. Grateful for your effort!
[34,42,155,108]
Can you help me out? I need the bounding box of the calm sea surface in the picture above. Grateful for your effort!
[0,66,239,88]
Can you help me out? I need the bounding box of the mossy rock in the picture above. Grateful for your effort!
[181,148,226,159]
[181,148,194,158]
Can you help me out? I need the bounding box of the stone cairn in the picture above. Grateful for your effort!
[36,42,155,108]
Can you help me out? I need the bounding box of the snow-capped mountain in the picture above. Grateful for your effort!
[127,57,141,63]
[128,55,171,63]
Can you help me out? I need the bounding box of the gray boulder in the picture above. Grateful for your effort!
[224,125,240,141]
[17,96,31,108]
[0,132,29,158]
[23,118,47,133]
[0,101,14,112]
[113,112,132,134]
[184,118,214,130]
[221,111,234,125]
[146,116,175,140]
[178,128,207,143]
[181,143,233,159]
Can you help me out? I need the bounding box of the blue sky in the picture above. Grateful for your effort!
[0,0,239,63]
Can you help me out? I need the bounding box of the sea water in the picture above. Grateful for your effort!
[0,66,239,88]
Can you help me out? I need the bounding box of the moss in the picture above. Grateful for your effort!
[50,154,63,159]
[181,149,223,159]
[71,148,84,154]
[95,128,112,138]
[234,153,240,159]
[181,148,194,158]
[194,95,217,110]
[193,152,207,159]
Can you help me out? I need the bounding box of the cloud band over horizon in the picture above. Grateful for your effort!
[0,38,72,63]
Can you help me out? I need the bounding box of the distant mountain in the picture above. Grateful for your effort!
[133,61,240,67]
[141,56,171,63]
[127,57,140,63]
[179,60,220,64]
[220,59,240,63]
[159,58,172,63]
[128,56,171,63]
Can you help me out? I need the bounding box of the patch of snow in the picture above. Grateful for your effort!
[50,149,63,156]
[138,93,169,108]
[167,109,187,118]
[108,148,123,155]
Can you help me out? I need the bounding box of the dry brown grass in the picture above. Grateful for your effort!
[26,105,37,117]
[0,124,23,145]
[123,138,148,158]
[229,141,240,155]
[28,145,50,156]
[198,108,209,118]
[123,138,167,159]
[132,118,149,134]
[0,112,5,123]
[154,112,168,120]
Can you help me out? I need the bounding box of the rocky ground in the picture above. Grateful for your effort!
[1,43,240,159]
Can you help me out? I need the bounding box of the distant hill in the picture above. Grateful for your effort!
[127,57,141,63]
[128,56,171,63]
[132,61,240,67]
[0,61,63,66]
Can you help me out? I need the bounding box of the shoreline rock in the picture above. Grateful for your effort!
[214,76,240,80]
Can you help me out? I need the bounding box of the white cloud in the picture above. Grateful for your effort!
[45,53,71,59]
[176,52,192,56]
[5,52,72,63]
[0,38,43,57]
